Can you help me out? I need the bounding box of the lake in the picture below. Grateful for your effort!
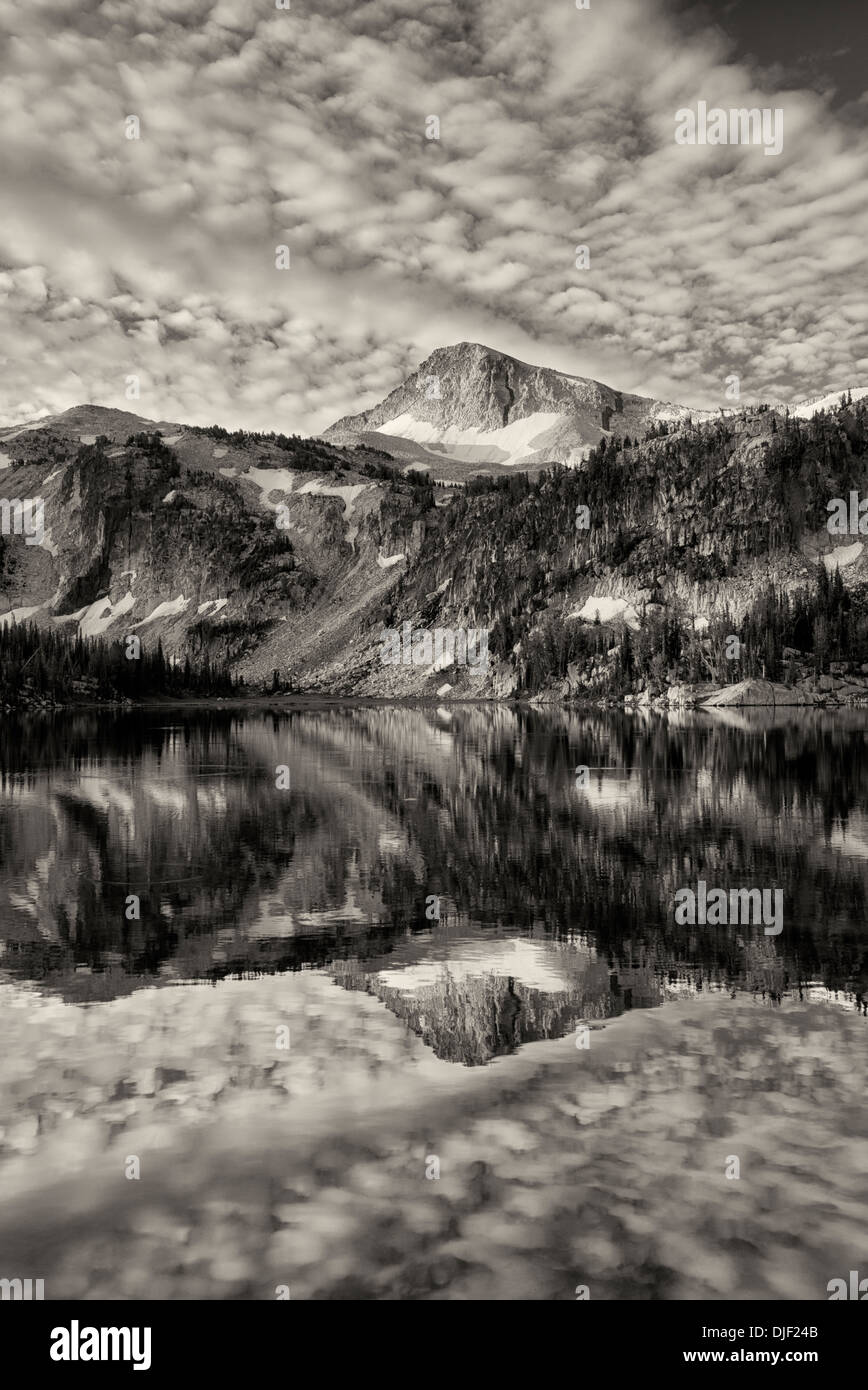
[0,703,865,1300]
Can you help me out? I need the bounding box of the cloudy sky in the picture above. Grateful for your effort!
[1,0,866,433]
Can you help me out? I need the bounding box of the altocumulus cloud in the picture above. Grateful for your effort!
[0,0,866,432]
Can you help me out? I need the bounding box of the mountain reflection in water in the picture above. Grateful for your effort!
[0,704,865,1062]
[1,704,867,1302]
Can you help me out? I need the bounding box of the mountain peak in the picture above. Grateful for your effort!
[425,339,506,362]
[324,342,701,477]
[0,403,183,446]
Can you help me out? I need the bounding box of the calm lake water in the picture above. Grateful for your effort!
[0,704,866,1300]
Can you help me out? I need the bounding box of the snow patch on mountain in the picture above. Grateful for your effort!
[79,591,136,638]
[0,605,43,628]
[823,541,864,571]
[570,596,641,628]
[376,410,563,467]
[789,387,868,419]
[226,466,371,522]
[134,595,190,626]
[296,478,369,516]
[653,402,715,424]
[223,466,295,504]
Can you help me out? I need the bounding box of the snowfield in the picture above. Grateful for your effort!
[789,387,868,419]
[0,605,43,628]
[570,596,641,628]
[375,410,563,466]
[133,595,190,626]
[822,541,864,571]
[296,478,369,516]
[78,592,137,639]
[223,466,371,522]
[220,466,294,502]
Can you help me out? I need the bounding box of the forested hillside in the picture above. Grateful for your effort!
[366,395,868,699]
[0,621,239,708]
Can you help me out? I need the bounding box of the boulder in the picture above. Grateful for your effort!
[667,683,694,707]
[702,678,814,708]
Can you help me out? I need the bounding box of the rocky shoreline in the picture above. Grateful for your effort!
[7,667,868,716]
[624,673,868,712]
[545,664,868,711]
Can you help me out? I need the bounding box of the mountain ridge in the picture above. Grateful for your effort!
[1,346,868,704]
[3,349,866,456]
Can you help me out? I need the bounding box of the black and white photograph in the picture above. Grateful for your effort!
[0,0,866,1353]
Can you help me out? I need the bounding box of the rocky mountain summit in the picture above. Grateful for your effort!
[325,341,707,478]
